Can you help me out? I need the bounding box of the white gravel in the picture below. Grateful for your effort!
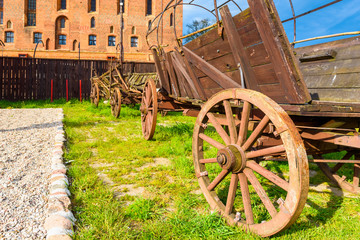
[0,108,63,240]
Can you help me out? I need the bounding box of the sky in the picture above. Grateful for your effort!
[181,0,360,47]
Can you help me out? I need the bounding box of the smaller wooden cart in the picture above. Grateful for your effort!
[90,63,158,118]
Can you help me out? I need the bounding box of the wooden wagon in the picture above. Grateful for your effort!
[90,63,157,118]
[141,0,360,237]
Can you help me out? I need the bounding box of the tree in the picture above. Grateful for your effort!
[184,19,213,43]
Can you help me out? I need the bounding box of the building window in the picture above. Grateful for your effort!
[89,0,96,12]
[60,18,65,28]
[170,13,173,26]
[108,36,115,46]
[73,40,77,51]
[5,31,14,43]
[33,32,42,43]
[146,0,152,15]
[148,20,152,30]
[131,26,135,34]
[58,0,66,10]
[118,0,125,14]
[110,26,114,33]
[46,38,50,50]
[89,35,96,45]
[7,21,12,29]
[131,36,138,47]
[26,0,36,26]
[0,0,3,25]
[59,35,66,45]
[91,17,95,28]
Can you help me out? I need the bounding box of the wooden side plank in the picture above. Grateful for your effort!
[182,46,242,89]
[220,6,259,90]
[295,36,360,61]
[176,51,207,100]
[248,0,311,104]
[164,52,181,97]
[171,51,201,99]
[151,49,166,90]
[308,88,360,103]
[304,73,360,88]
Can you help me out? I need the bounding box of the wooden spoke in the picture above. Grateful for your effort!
[207,170,229,191]
[246,145,285,159]
[246,161,289,191]
[111,88,121,118]
[354,164,360,187]
[242,116,270,151]
[225,174,239,215]
[238,172,254,224]
[223,100,237,144]
[199,158,217,164]
[207,112,231,145]
[146,111,152,127]
[146,87,151,105]
[90,83,100,107]
[237,101,251,146]
[148,91,153,106]
[199,133,225,149]
[243,168,277,218]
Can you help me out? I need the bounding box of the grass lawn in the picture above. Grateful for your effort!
[1,99,359,240]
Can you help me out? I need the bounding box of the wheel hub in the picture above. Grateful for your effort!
[216,145,246,173]
[140,104,148,115]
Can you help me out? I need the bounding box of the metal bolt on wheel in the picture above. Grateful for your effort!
[192,89,309,237]
[140,78,158,140]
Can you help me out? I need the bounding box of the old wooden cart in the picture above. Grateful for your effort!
[90,62,157,118]
[141,0,360,236]
[142,0,360,237]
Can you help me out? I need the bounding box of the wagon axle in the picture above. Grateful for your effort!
[217,145,246,173]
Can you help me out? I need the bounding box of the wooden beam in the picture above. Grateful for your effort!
[151,49,165,89]
[171,51,201,99]
[219,5,259,91]
[182,46,241,89]
[248,0,311,104]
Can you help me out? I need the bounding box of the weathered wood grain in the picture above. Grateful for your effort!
[248,0,311,104]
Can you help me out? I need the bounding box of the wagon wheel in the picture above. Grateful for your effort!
[315,152,360,195]
[110,88,122,118]
[193,89,309,237]
[90,82,100,107]
[140,78,158,140]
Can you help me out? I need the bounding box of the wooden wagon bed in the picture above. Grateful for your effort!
[152,0,360,118]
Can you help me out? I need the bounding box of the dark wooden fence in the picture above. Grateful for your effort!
[0,57,156,101]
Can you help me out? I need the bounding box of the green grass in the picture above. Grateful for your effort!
[1,99,359,240]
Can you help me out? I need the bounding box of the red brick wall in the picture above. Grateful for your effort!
[0,0,183,61]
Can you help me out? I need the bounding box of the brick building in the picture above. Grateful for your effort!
[0,0,182,61]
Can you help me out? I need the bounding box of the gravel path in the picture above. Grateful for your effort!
[0,108,63,240]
